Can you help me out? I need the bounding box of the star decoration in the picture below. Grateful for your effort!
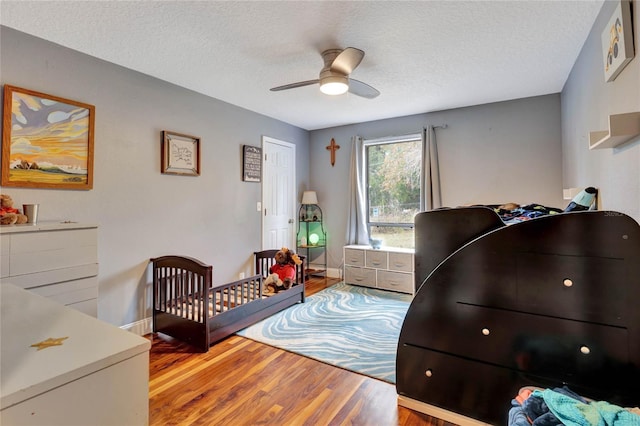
[31,337,69,351]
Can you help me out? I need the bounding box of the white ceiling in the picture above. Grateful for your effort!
[1,1,604,131]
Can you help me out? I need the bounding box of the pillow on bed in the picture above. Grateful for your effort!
[565,187,598,212]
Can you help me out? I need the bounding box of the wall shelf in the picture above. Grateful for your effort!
[589,112,640,149]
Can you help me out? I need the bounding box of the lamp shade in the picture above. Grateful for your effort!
[319,76,348,95]
[301,191,318,205]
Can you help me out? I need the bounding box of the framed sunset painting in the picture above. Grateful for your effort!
[1,85,95,190]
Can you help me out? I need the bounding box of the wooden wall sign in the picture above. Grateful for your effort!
[243,145,262,182]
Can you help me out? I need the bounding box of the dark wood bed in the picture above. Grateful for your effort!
[397,207,640,424]
[151,250,305,352]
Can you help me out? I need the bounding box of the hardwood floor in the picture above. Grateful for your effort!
[149,276,456,426]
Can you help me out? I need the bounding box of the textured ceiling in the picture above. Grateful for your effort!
[1,1,604,131]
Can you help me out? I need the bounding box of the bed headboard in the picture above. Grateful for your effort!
[414,206,505,291]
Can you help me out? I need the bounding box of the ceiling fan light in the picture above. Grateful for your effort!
[320,76,348,95]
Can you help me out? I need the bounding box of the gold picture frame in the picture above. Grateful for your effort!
[161,131,201,176]
[1,85,95,190]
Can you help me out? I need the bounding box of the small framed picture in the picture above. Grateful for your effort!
[242,145,262,182]
[161,131,200,176]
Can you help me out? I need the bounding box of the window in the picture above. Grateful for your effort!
[365,135,422,249]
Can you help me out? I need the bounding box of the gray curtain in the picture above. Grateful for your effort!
[345,135,369,245]
[421,126,442,210]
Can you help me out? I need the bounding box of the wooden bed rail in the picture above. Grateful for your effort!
[210,276,264,314]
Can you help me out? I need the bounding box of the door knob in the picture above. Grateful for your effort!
[288,219,294,224]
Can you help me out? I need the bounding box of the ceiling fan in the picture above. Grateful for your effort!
[270,47,380,99]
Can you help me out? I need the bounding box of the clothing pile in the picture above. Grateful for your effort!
[491,203,564,224]
[509,386,640,426]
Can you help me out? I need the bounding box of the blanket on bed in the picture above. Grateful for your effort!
[489,203,564,224]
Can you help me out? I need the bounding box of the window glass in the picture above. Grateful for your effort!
[365,137,421,249]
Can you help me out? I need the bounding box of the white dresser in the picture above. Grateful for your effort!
[343,245,415,294]
[1,283,151,425]
[0,222,98,316]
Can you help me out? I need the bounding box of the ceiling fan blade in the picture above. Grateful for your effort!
[270,79,319,91]
[330,47,364,75]
[348,78,380,99]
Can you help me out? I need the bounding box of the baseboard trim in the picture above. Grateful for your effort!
[121,317,152,336]
[397,395,492,426]
[326,267,342,279]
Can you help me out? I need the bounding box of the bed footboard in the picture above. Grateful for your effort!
[152,255,214,351]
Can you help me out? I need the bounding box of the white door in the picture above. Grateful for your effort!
[262,136,296,250]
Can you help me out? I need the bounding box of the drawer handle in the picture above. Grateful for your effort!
[372,261,382,266]
[563,278,573,287]
[425,369,433,378]
[580,345,590,355]
[481,328,490,336]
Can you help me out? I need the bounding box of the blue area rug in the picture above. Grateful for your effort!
[237,282,412,383]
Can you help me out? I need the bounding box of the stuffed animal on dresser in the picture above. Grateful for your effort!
[264,247,302,294]
[0,194,28,225]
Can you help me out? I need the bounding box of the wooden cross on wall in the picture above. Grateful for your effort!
[326,138,340,167]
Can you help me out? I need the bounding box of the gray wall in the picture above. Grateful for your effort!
[562,1,640,221]
[5,21,605,330]
[309,94,565,271]
[0,27,310,328]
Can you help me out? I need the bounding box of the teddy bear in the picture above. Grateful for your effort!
[263,247,302,294]
[0,194,28,225]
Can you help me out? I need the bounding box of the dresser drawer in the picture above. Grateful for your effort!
[449,304,629,387]
[344,248,365,267]
[517,253,626,325]
[344,266,376,288]
[389,252,413,272]
[7,264,99,290]
[377,270,413,293]
[9,229,98,276]
[366,250,388,269]
[9,228,97,253]
[396,345,551,425]
[29,276,98,306]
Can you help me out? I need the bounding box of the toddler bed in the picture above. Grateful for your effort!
[397,209,640,424]
[151,250,305,352]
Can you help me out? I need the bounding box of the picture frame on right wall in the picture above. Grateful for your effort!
[601,0,635,82]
